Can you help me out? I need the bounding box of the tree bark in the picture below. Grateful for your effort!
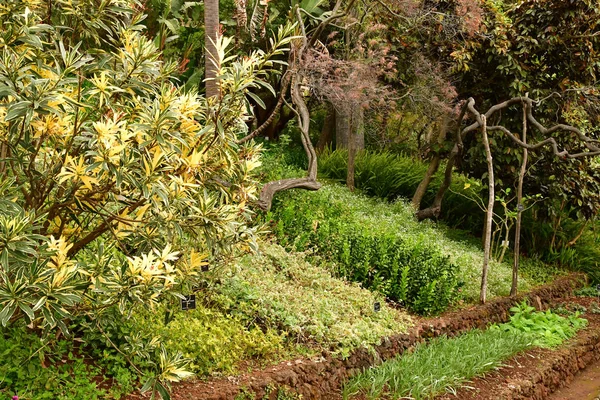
[316,104,335,152]
[511,100,528,297]
[335,107,350,149]
[480,115,493,304]
[335,105,364,150]
[204,0,220,99]
[346,106,363,191]
[412,116,449,210]
[257,72,322,210]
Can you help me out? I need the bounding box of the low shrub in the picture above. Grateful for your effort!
[209,243,411,357]
[267,185,463,315]
[0,324,118,399]
[342,328,532,400]
[128,303,285,376]
[492,301,587,348]
[267,183,532,311]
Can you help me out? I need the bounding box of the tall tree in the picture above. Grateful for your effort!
[205,0,220,98]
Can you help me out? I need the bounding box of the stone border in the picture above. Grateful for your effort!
[492,304,600,399]
[177,274,585,400]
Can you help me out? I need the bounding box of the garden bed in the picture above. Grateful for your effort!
[125,274,584,400]
[435,296,600,400]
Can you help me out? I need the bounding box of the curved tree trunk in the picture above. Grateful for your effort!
[257,72,322,210]
[205,0,220,99]
[411,156,440,210]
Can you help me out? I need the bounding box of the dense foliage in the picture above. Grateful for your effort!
[492,301,588,348]
[209,242,410,357]
[0,0,292,395]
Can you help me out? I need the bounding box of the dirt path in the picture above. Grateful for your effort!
[548,361,600,400]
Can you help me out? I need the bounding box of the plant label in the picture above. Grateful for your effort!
[180,294,196,311]
[374,301,381,312]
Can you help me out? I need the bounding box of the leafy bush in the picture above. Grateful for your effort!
[0,0,294,396]
[342,328,532,400]
[492,302,587,348]
[267,182,533,311]
[128,303,285,376]
[209,243,411,357]
[267,185,464,314]
[0,323,124,399]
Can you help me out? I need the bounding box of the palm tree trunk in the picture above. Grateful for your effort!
[204,0,220,98]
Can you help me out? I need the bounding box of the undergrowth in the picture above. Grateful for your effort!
[343,303,587,399]
[0,323,127,399]
[209,242,411,358]
[342,329,531,400]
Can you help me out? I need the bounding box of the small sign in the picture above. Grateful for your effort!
[595,284,600,293]
[374,301,381,312]
[180,294,196,311]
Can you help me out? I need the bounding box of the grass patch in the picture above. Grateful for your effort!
[342,329,532,400]
[210,242,411,358]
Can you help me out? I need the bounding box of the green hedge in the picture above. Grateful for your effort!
[267,185,462,315]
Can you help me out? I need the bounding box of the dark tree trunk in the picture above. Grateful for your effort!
[412,116,449,210]
[316,104,335,152]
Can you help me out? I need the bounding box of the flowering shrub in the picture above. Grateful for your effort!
[0,0,293,397]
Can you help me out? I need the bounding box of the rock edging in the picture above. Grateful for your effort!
[173,274,585,400]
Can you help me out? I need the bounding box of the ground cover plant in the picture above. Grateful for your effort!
[317,147,484,230]
[207,242,411,357]
[343,303,588,399]
[492,302,588,348]
[126,301,286,376]
[342,328,532,400]
[267,181,534,313]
